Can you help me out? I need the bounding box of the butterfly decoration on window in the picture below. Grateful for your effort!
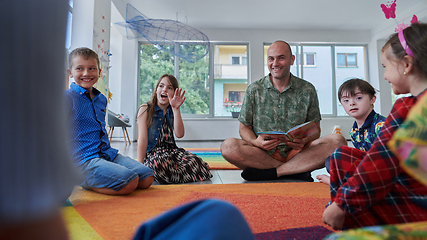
[380,0,397,19]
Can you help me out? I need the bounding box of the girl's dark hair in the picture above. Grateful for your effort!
[382,23,427,78]
[338,78,376,102]
[137,74,179,127]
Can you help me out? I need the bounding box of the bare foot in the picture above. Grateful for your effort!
[316,174,330,185]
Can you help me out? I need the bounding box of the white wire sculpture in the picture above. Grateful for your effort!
[116,4,210,63]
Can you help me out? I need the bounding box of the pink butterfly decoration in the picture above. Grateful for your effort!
[411,15,419,24]
[381,0,397,19]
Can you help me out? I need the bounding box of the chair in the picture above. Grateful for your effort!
[107,110,132,146]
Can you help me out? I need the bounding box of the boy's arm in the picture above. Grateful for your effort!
[136,105,149,163]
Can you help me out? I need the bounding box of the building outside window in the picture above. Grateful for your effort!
[214,45,248,116]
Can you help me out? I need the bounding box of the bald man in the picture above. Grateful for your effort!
[220,41,346,181]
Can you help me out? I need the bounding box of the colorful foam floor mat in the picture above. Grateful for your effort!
[185,148,239,170]
[63,182,334,240]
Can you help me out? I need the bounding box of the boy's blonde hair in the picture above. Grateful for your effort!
[68,47,100,69]
[338,78,376,102]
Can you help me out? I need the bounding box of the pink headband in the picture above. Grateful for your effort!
[398,30,414,57]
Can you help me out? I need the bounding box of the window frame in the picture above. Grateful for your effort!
[303,52,316,67]
[230,54,248,65]
[337,53,358,67]
[137,41,250,118]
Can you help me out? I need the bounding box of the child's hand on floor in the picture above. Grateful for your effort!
[323,202,345,230]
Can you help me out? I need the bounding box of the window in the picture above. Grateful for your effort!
[337,53,357,67]
[215,45,248,116]
[139,43,249,117]
[65,0,73,89]
[303,53,316,67]
[139,44,209,115]
[264,44,367,116]
[66,10,73,49]
[231,55,247,65]
[335,47,366,116]
[228,91,245,103]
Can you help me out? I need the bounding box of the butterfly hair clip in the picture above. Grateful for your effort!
[395,15,419,32]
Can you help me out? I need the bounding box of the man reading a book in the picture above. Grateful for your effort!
[220,40,347,181]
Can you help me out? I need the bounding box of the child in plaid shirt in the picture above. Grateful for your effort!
[323,23,427,230]
[316,79,386,185]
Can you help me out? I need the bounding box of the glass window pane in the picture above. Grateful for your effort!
[305,53,315,66]
[140,43,210,116]
[337,53,346,67]
[214,45,248,117]
[178,45,210,115]
[66,11,72,49]
[347,54,357,67]
[232,56,240,65]
[139,44,174,106]
[335,46,367,116]
[242,56,247,65]
[302,46,333,115]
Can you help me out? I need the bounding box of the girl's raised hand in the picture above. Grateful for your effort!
[169,88,186,109]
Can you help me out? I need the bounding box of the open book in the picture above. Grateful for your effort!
[257,120,319,142]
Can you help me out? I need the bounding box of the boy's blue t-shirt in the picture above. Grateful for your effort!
[65,83,118,166]
[349,109,386,152]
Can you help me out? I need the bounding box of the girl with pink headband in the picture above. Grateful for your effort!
[322,22,427,230]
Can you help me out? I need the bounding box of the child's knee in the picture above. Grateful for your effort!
[138,176,154,189]
[117,177,139,195]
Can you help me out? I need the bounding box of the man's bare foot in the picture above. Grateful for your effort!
[316,174,330,185]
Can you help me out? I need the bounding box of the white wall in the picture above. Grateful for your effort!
[109,1,139,140]
[108,0,427,142]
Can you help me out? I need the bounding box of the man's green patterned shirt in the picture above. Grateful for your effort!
[238,74,321,158]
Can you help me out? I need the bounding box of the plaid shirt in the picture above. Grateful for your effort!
[330,93,427,228]
[238,74,321,158]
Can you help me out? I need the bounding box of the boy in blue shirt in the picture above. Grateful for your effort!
[317,78,386,184]
[65,47,154,195]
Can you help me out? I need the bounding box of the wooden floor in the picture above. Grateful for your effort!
[110,139,330,185]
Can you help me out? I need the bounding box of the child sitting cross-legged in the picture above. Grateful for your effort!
[322,22,427,230]
[65,47,154,195]
[316,78,386,185]
[136,74,213,184]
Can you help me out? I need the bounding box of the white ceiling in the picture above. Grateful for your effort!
[123,0,427,31]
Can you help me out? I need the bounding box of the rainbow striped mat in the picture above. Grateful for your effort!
[185,148,238,170]
[63,183,334,240]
